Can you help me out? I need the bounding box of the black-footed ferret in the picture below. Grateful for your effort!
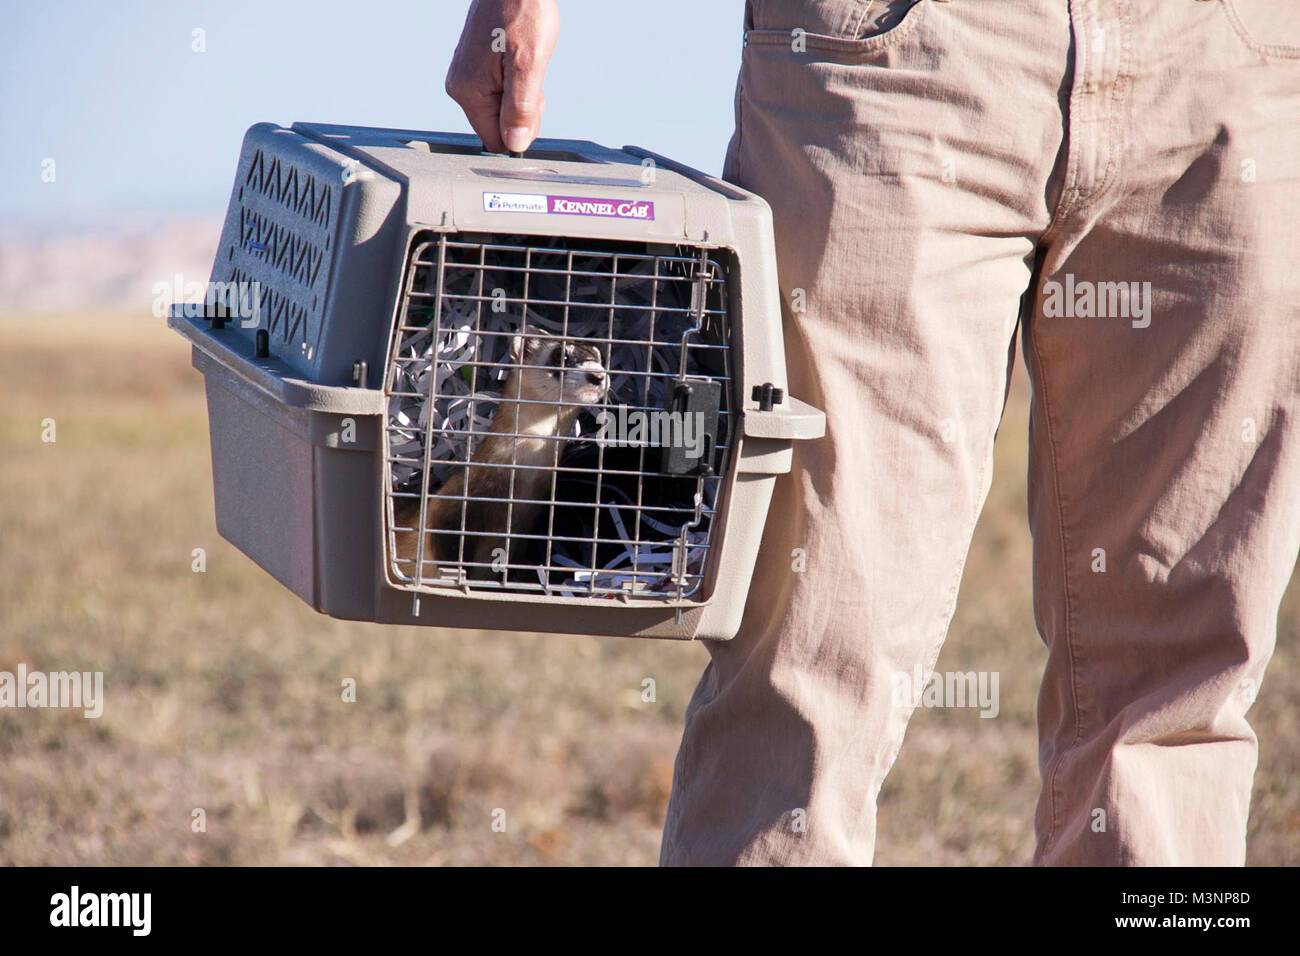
[394,326,608,581]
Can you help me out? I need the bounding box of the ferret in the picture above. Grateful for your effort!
[394,326,608,581]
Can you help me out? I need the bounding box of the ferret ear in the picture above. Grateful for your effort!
[509,325,549,365]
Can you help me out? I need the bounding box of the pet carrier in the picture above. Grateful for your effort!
[170,122,824,640]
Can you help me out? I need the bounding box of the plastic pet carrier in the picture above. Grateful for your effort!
[170,122,824,640]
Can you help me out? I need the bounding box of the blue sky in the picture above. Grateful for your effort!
[1,0,743,230]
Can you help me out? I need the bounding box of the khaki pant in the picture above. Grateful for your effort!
[660,0,1300,865]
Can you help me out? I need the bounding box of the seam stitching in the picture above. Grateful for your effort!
[1043,0,1085,239]
[1073,0,1135,210]
[848,0,874,39]
[1029,296,1083,858]
[1221,0,1300,58]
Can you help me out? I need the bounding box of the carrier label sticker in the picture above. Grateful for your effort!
[547,195,656,220]
[482,191,655,220]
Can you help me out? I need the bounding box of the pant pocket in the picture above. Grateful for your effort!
[748,0,930,53]
[1221,0,1300,58]
[746,0,928,54]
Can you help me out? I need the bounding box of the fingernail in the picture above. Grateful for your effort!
[503,126,532,153]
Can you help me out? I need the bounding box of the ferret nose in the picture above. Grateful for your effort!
[586,370,605,386]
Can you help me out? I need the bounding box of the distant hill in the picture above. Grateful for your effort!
[0,215,221,316]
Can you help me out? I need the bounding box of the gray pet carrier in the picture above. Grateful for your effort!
[169,122,824,640]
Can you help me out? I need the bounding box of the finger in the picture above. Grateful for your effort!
[500,48,550,153]
[456,87,506,154]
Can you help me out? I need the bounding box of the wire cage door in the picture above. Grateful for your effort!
[384,233,734,604]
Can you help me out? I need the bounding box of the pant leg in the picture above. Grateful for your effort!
[660,0,1073,865]
[1026,0,1300,865]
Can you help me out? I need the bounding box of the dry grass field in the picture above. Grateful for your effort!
[0,314,1294,865]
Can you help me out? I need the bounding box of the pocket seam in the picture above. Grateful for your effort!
[1221,0,1300,59]
[846,0,875,40]
[745,0,927,54]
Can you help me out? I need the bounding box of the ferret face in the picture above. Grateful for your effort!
[512,329,608,408]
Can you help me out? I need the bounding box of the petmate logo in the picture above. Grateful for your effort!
[547,195,655,220]
[483,191,548,213]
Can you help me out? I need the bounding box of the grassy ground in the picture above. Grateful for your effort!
[0,315,1294,865]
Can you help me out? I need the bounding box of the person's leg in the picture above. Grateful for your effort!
[660,0,1072,865]
[1026,0,1300,865]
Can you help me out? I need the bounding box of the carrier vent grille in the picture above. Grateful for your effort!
[220,147,337,353]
